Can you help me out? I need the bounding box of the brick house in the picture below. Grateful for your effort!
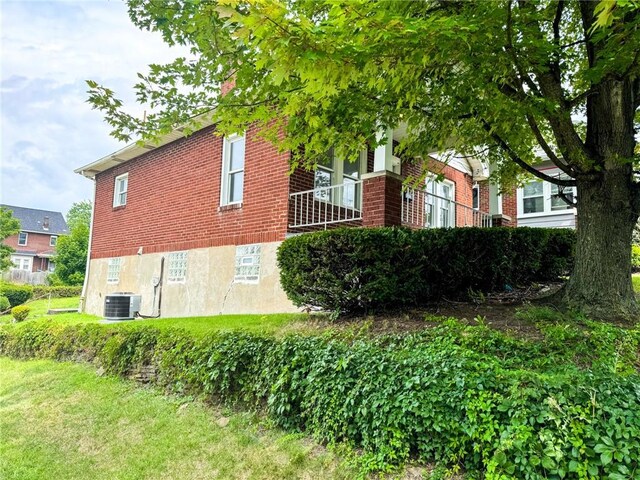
[1,205,69,275]
[75,122,515,317]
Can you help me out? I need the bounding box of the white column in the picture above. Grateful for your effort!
[373,127,394,172]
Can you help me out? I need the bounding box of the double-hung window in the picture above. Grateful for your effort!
[313,149,365,208]
[113,173,128,207]
[424,178,455,228]
[519,173,576,217]
[221,134,245,205]
[50,235,58,247]
[17,232,28,246]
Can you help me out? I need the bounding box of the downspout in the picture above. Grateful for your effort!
[79,175,96,313]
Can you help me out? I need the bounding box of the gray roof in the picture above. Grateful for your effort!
[1,205,69,235]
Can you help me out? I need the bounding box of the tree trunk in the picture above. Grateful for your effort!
[562,172,639,320]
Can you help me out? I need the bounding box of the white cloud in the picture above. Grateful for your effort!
[0,0,188,215]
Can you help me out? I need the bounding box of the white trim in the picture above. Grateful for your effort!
[425,177,456,228]
[314,149,366,207]
[517,170,577,219]
[220,134,245,206]
[11,255,32,271]
[17,231,28,246]
[50,235,58,247]
[113,173,128,207]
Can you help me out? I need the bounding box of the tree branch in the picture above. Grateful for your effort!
[524,113,577,177]
[481,119,577,186]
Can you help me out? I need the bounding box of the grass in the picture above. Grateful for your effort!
[0,297,312,334]
[0,357,353,480]
[633,273,640,293]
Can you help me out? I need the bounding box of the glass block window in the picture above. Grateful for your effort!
[167,251,188,283]
[234,244,261,283]
[107,257,122,284]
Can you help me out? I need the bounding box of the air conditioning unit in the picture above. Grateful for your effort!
[104,293,141,320]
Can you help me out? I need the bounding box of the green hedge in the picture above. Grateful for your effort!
[0,320,637,478]
[278,227,575,313]
[0,283,33,307]
[32,285,82,299]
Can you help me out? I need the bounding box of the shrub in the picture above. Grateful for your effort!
[0,321,637,478]
[32,285,82,299]
[0,295,10,313]
[11,305,31,322]
[632,245,640,272]
[278,227,575,312]
[0,283,33,307]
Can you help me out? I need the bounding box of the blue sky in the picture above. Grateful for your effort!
[1,0,184,215]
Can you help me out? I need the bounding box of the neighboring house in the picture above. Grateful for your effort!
[516,163,577,228]
[75,123,515,317]
[1,205,69,280]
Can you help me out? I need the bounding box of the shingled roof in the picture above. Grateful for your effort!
[1,205,69,235]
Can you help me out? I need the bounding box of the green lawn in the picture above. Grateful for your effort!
[634,274,640,293]
[0,358,353,480]
[0,297,311,334]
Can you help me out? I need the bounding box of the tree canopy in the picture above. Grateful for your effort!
[0,207,20,272]
[52,201,91,286]
[88,0,640,318]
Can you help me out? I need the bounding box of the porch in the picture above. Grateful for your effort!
[288,172,495,232]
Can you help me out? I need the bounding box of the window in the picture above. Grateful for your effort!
[50,235,58,247]
[107,257,122,284]
[113,173,128,207]
[18,232,28,246]
[472,184,480,211]
[314,149,365,208]
[11,256,32,271]
[522,181,544,214]
[519,174,577,217]
[235,244,261,283]
[167,251,187,283]
[221,135,245,205]
[424,178,455,228]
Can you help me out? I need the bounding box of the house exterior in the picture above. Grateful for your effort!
[76,122,515,317]
[1,205,69,282]
[516,163,577,228]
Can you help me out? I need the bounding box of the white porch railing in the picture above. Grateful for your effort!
[402,188,492,228]
[289,181,363,229]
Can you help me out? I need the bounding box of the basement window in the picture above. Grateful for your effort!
[167,251,188,283]
[234,244,261,283]
[107,257,122,284]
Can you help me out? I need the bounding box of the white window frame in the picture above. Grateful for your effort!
[234,244,261,283]
[314,149,367,208]
[50,235,58,247]
[472,184,480,211]
[167,251,188,283]
[517,172,577,218]
[17,232,28,246]
[107,257,122,284]
[220,134,246,206]
[11,255,32,271]
[424,178,456,228]
[113,173,128,207]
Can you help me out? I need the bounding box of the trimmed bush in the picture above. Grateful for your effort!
[0,321,637,478]
[278,227,575,312]
[0,295,10,313]
[32,285,82,299]
[0,283,33,307]
[11,305,30,322]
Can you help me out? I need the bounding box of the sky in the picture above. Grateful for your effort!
[1,0,185,216]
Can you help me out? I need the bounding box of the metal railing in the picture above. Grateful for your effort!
[402,187,492,228]
[289,181,363,229]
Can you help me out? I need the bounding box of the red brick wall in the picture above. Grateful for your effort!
[91,125,292,259]
[362,173,403,227]
[501,189,518,225]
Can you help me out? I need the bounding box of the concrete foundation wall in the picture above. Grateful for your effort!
[83,241,298,318]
